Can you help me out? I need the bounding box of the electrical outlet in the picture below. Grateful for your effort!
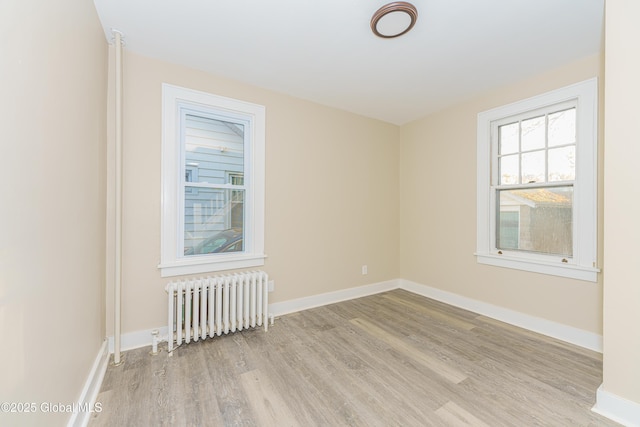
[268,280,275,292]
[362,265,368,275]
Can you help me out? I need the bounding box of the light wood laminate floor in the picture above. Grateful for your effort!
[91,290,618,426]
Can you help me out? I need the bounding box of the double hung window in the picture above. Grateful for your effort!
[476,79,599,281]
[159,84,265,277]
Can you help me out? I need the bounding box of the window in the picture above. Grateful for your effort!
[159,84,265,277]
[476,79,599,281]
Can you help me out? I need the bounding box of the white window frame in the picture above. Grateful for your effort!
[476,78,599,282]
[159,84,265,277]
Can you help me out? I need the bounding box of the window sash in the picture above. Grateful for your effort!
[490,102,578,260]
[177,107,252,259]
[494,184,574,258]
[491,101,577,188]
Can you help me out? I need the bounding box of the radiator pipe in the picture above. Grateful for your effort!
[113,29,124,366]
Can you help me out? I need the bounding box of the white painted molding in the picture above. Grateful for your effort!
[592,385,640,427]
[108,326,170,353]
[107,281,400,353]
[400,279,603,352]
[67,340,110,427]
[108,277,602,354]
[268,279,400,317]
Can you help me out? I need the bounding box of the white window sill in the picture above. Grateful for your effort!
[158,253,266,278]
[475,252,599,282]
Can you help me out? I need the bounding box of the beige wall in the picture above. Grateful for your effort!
[602,0,640,405]
[106,52,400,336]
[111,51,608,339]
[399,54,604,334]
[0,0,107,425]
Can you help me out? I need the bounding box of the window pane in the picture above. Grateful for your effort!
[497,211,519,250]
[497,186,573,257]
[184,114,244,184]
[183,187,244,256]
[521,150,545,183]
[548,108,576,147]
[499,122,519,155]
[548,146,575,182]
[521,115,545,151]
[499,154,519,184]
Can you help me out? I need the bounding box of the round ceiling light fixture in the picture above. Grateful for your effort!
[371,2,418,38]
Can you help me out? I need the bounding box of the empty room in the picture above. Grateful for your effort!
[1,0,639,426]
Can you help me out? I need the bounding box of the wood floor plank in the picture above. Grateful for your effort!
[239,369,298,427]
[288,314,441,426]
[435,401,492,427]
[381,292,477,331]
[91,289,619,427]
[241,316,350,426]
[320,323,451,422]
[350,317,468,384]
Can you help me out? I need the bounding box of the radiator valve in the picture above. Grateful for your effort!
[151,329,160,355]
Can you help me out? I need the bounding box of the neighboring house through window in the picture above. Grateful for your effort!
[185,163,199,195]
[476,78,599,281]
[159,84,265,277]
[227,172,244,230]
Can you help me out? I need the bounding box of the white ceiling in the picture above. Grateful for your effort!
[93,0,604,125]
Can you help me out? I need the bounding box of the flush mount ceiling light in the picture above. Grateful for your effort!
[371,2,418,38]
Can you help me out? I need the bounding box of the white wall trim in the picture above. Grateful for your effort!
[268,279,399,317]
[400,279,603,352]
[108,326,170,353]
[107,280,399,351]
[109,277,601,354]
[66,340,110,427]
[592,385,640,427]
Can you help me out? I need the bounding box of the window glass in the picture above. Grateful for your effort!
[521,115,545,151]
[499,154,519,185]
[495,107,576,257]
[548,146,575,181]
[548,108,576,147]
[521,150,546,183]
[182,114,246,257]
[497,211,519,250]
[184,114,244,185]
[184,187,244,256]
[499,122,519,155]
[497,187,573,257]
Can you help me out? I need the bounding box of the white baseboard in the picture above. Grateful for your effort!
[592,385,640,427]
[107,277,601,354]
[268,279,399,317]
[67,340,109,427]
[106,280,399,352]
[108,326,170,353]
[399,279,603,352]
